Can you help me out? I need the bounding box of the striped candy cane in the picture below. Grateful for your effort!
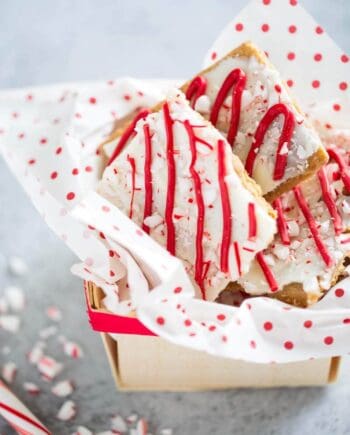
[0,380,50,434]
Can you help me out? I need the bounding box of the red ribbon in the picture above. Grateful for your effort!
[84,282,156,336]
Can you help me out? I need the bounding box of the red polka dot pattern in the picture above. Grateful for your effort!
[284,341,294,350]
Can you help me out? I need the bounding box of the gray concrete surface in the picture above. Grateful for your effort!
[1,0,350,434]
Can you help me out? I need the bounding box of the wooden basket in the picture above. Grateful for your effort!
[85,282,341,391]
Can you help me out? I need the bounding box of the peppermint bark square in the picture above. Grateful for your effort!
[98,91,276,301]
[230,145,350,307]
[181,41,328,201]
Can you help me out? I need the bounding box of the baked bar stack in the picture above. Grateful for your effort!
[104,42,328,201]
[231,145,350,307]
[99,41,347,308]
[98,91,276,301]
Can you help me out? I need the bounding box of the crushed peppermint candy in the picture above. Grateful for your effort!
[51,380,74,397]
[27,342,45,364]
[8,256,28,276]
[1,361,17,383]
[4,286,25,311]
[136,418,148,435]
[39,325,58,339]
[71,426,93,435]
[110,414,128,432]
[57,400,77,421]
[126,413,139,424]
[46,305,62,322]
[23,381,41,395]
[62,339,84,358]
[0,314,20,333]
[37,355,63,380]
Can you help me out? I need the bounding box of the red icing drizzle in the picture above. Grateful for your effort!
[273,197,290,245]
[127,155,136,219]
[210,68,246,146]
[293,186,333,266]
[184,120,206,299]
[142,124,153,234]
[186,70,296,181]
[327,147,350,192]
[163,103,176,255]
[245,103,295,181]
[234,241,242,276]
[217,139,232,273]
[248,202,257,240]
[318,167,342,235]
[256,252,278,292]
[108,108,150,165]
[185,76,207,109]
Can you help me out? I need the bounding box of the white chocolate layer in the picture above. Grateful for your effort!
[192,54,324,195]
[98,91,276,301]
[239,146,350,302]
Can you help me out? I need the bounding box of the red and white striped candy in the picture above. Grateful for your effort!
[37,356,63,380]
[27,343,45,365]
[0,380,50,434]
[62,340,83,359]
[23,382,40,395]
[136,418,148,435]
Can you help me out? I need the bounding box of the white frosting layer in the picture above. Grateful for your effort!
[98,91,276,301]
[239,146,350,301]
[194,55,324,195]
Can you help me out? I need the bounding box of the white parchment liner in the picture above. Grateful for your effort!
[1,0,350,363]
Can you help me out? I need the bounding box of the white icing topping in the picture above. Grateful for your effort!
[98,91,276,301]
[195,55,323,194]
[239,149,350,298]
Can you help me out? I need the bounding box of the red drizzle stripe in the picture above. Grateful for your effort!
[127,155,136,219]
[163,103,176,255]
[245,103,295,181]
[248,202,257,240]
[293,186,333,266]
[142,124,153,234]
[0,402,50,434]
[217,139,232,273]
[108,108,150,165]
[185,76,207,109]
[327,147,350,192]
[273,197,290,245]
[318,167,342,235]
[184,120,206,300]
[209,68,246,146]
[234,241,242,276]
[256,252,278,292]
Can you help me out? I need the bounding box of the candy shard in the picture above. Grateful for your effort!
[0,315,20,333]
[4,286,25,311]
[51,380,74,397]
[57,400,77,421]
[23,382,41,395]
[110,414,127,432]
[71,426,93,435]
[8,256,28,276]
[1,361,17,383]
